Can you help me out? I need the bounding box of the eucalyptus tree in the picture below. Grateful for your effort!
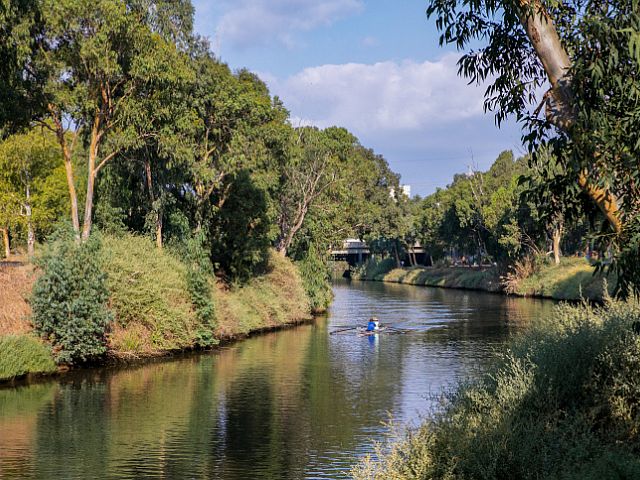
[189,58,279,228]
[274,127,354,257]
[425,0,637,233]
[36,0,194,241]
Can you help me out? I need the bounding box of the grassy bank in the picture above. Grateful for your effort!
[355,256,613,301]
[0,336,57,381]
[513,256,615,300]
[353,299,640,479]
[0,234,311,381]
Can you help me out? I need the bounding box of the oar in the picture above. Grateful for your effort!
[330,326,359,335]
[384,325,410,333]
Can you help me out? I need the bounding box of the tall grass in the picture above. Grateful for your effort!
[353,299,640,479]
[102,234,206,354]
[514,257,615,301]
[0,335,57,381]
[216,251,311,335]
[103,235,311,355]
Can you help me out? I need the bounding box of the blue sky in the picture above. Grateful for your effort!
[191,0,525,197]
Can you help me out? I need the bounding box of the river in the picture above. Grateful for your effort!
[0,280,555,479]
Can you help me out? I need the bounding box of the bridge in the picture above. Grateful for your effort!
[330,239,430,266]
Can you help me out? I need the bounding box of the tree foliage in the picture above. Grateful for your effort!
[31,229,112,364]
[426,0,640,293]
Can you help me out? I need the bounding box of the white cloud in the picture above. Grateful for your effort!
[215,0,364,50]
[269,54,487,135]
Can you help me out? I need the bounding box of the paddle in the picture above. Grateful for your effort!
[384,325,411,333]
[330,326,359,335]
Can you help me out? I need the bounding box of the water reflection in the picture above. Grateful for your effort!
[0,281,554,479]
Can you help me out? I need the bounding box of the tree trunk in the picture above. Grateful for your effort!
[276,203,309,257]
[1,228,10,259]
[50,107,80,239]
[25,183,34,256]
[518,1,621,233]
[81,117,101,241]
[552,224,563,265]
[144,159,162,249]
[393,242,401,268]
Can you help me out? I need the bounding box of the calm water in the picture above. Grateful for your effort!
[0,281,555,479]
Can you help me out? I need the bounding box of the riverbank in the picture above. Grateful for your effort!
[0,235,312,383]
[354,257,614,301]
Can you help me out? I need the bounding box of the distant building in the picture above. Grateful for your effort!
[389,184,411,199]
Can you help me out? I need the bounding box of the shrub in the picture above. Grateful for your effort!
[180,233,217,347]
[31,231,112,364]
[353,299,640,479]
[353,257,396,281]
[501,253,548,294]
[297,244,333,313]
[0,335,57,381]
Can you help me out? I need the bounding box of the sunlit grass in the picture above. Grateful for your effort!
[0,335,57,381]
[516,257,615,300]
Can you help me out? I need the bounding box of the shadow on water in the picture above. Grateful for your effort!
[0,281,555,479]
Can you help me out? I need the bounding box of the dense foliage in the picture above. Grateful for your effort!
[31,231,112,364]
[424,0,640,294]
[0,0,407,318]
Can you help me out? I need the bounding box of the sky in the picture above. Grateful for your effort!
[191,0,525,197]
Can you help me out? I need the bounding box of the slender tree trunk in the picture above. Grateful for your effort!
[50,107,80,238]
[81,117,101,241]
[518,1,621,233]
[25,183,34,256]
[1,228,10,259]
[393,242,401,268]
[276,203,309,257]
[144,159,162,249]
[552,225,562,265]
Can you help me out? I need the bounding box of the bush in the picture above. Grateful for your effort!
[31,231,112,364]
[297,244,333,313]
[0,335,57,381]
[353,299,640,479]
[208,170,271,282]
[354,257,396,281]
[179,233,217,347]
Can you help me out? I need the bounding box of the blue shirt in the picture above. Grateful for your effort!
[366,321,376,331]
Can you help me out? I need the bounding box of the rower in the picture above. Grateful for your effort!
[366,317,380,332]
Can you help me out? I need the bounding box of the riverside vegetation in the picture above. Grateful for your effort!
[2,0,640,478]
[0,0,408,381]
[353,299,640,479]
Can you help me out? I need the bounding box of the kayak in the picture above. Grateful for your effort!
[330,326,408,335]
[357,327,403,336]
